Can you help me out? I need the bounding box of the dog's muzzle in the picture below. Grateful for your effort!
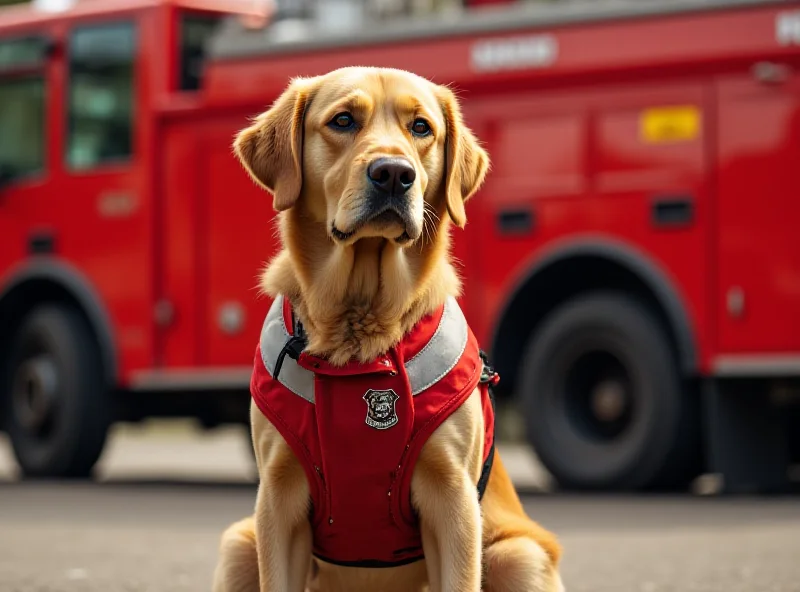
[331,156,421,243]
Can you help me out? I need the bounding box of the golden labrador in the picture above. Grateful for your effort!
[212,66,564,592]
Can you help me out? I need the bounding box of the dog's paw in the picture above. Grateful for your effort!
[483,537,563,592]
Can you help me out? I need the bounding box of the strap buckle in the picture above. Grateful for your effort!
[273,312,308,380]
[478,349,500,386]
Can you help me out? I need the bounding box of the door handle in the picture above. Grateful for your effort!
[651,195,694,228]
[497,208,534,236]
[28,231,55,255]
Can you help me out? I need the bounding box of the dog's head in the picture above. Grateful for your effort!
[234,67,489,246]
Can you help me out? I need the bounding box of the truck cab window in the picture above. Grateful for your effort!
[0,37,48,184]
[66,22,135,170]
[0,77,45,182]
[178,14,223,91]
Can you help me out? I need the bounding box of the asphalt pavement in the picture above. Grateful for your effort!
[2,482,800,592]
[1,423,799,592]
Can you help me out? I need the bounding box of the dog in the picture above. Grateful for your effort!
[212,66,564,592]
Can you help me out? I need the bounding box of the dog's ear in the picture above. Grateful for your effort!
[233,77,318,211]
[438,87,490,228]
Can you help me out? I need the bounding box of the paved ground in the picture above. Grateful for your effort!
[1,482,799,592]
[1,422,800,592]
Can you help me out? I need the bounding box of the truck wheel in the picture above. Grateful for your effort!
[3,305,111,478]
[785,408,800,464]
[520,292,701,491]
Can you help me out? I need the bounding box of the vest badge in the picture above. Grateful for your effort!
[363,389,400,430]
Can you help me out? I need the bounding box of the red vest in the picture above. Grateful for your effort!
[250,295,496,567]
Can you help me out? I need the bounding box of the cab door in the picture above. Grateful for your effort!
[53,18,155,372]
[0,35,51,278]
[200,118,278,368]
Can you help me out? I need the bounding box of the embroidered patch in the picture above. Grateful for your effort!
[363,389,400,430]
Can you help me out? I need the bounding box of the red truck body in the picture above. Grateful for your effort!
[1,0,798,490]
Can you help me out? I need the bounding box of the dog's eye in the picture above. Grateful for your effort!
[410,118,432,137]
[328,112,356,131]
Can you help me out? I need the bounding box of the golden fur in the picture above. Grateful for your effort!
[213,66,564,592]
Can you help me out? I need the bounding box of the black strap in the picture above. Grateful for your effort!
[476,350,498,501]
[273,312,308,380]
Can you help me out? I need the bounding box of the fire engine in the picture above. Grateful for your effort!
[1,0,799,492]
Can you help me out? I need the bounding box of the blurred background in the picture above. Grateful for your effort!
[1,0,800,590]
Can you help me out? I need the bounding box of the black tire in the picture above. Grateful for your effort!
[2,305,111,478]
[784,407,800,464]
[520,292,701,491]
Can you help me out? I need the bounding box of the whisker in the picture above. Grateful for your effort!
[421,206,435,245]
[420,202,442,246]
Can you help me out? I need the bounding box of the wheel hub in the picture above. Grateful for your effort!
[12,355,58,431]
[564,349,633,442]
[591,379,627,423]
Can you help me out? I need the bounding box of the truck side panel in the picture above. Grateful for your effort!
[714,72,800,359]
[201,118,278,367]
[158,113,279,371]
[463,82,712,370]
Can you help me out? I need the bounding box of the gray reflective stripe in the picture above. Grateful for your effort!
[406,296,469,396]
[259,295,470,402]
[260,295,315,403]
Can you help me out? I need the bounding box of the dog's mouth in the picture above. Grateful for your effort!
[331,206,417,245]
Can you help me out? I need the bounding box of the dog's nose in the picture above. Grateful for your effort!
[367,157,416,196]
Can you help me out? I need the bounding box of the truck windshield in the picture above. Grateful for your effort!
[66,22,136,170]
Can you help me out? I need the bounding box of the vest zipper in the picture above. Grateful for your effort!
[314,464,333,526]
[387,443,411,525]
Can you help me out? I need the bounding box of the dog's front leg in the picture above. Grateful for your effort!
[254,481,312,592]
[419,476,482,592]
[413,394,484,592]
[252,408,313,592]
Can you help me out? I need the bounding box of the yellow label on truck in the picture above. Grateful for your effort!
[640,106,701,143]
